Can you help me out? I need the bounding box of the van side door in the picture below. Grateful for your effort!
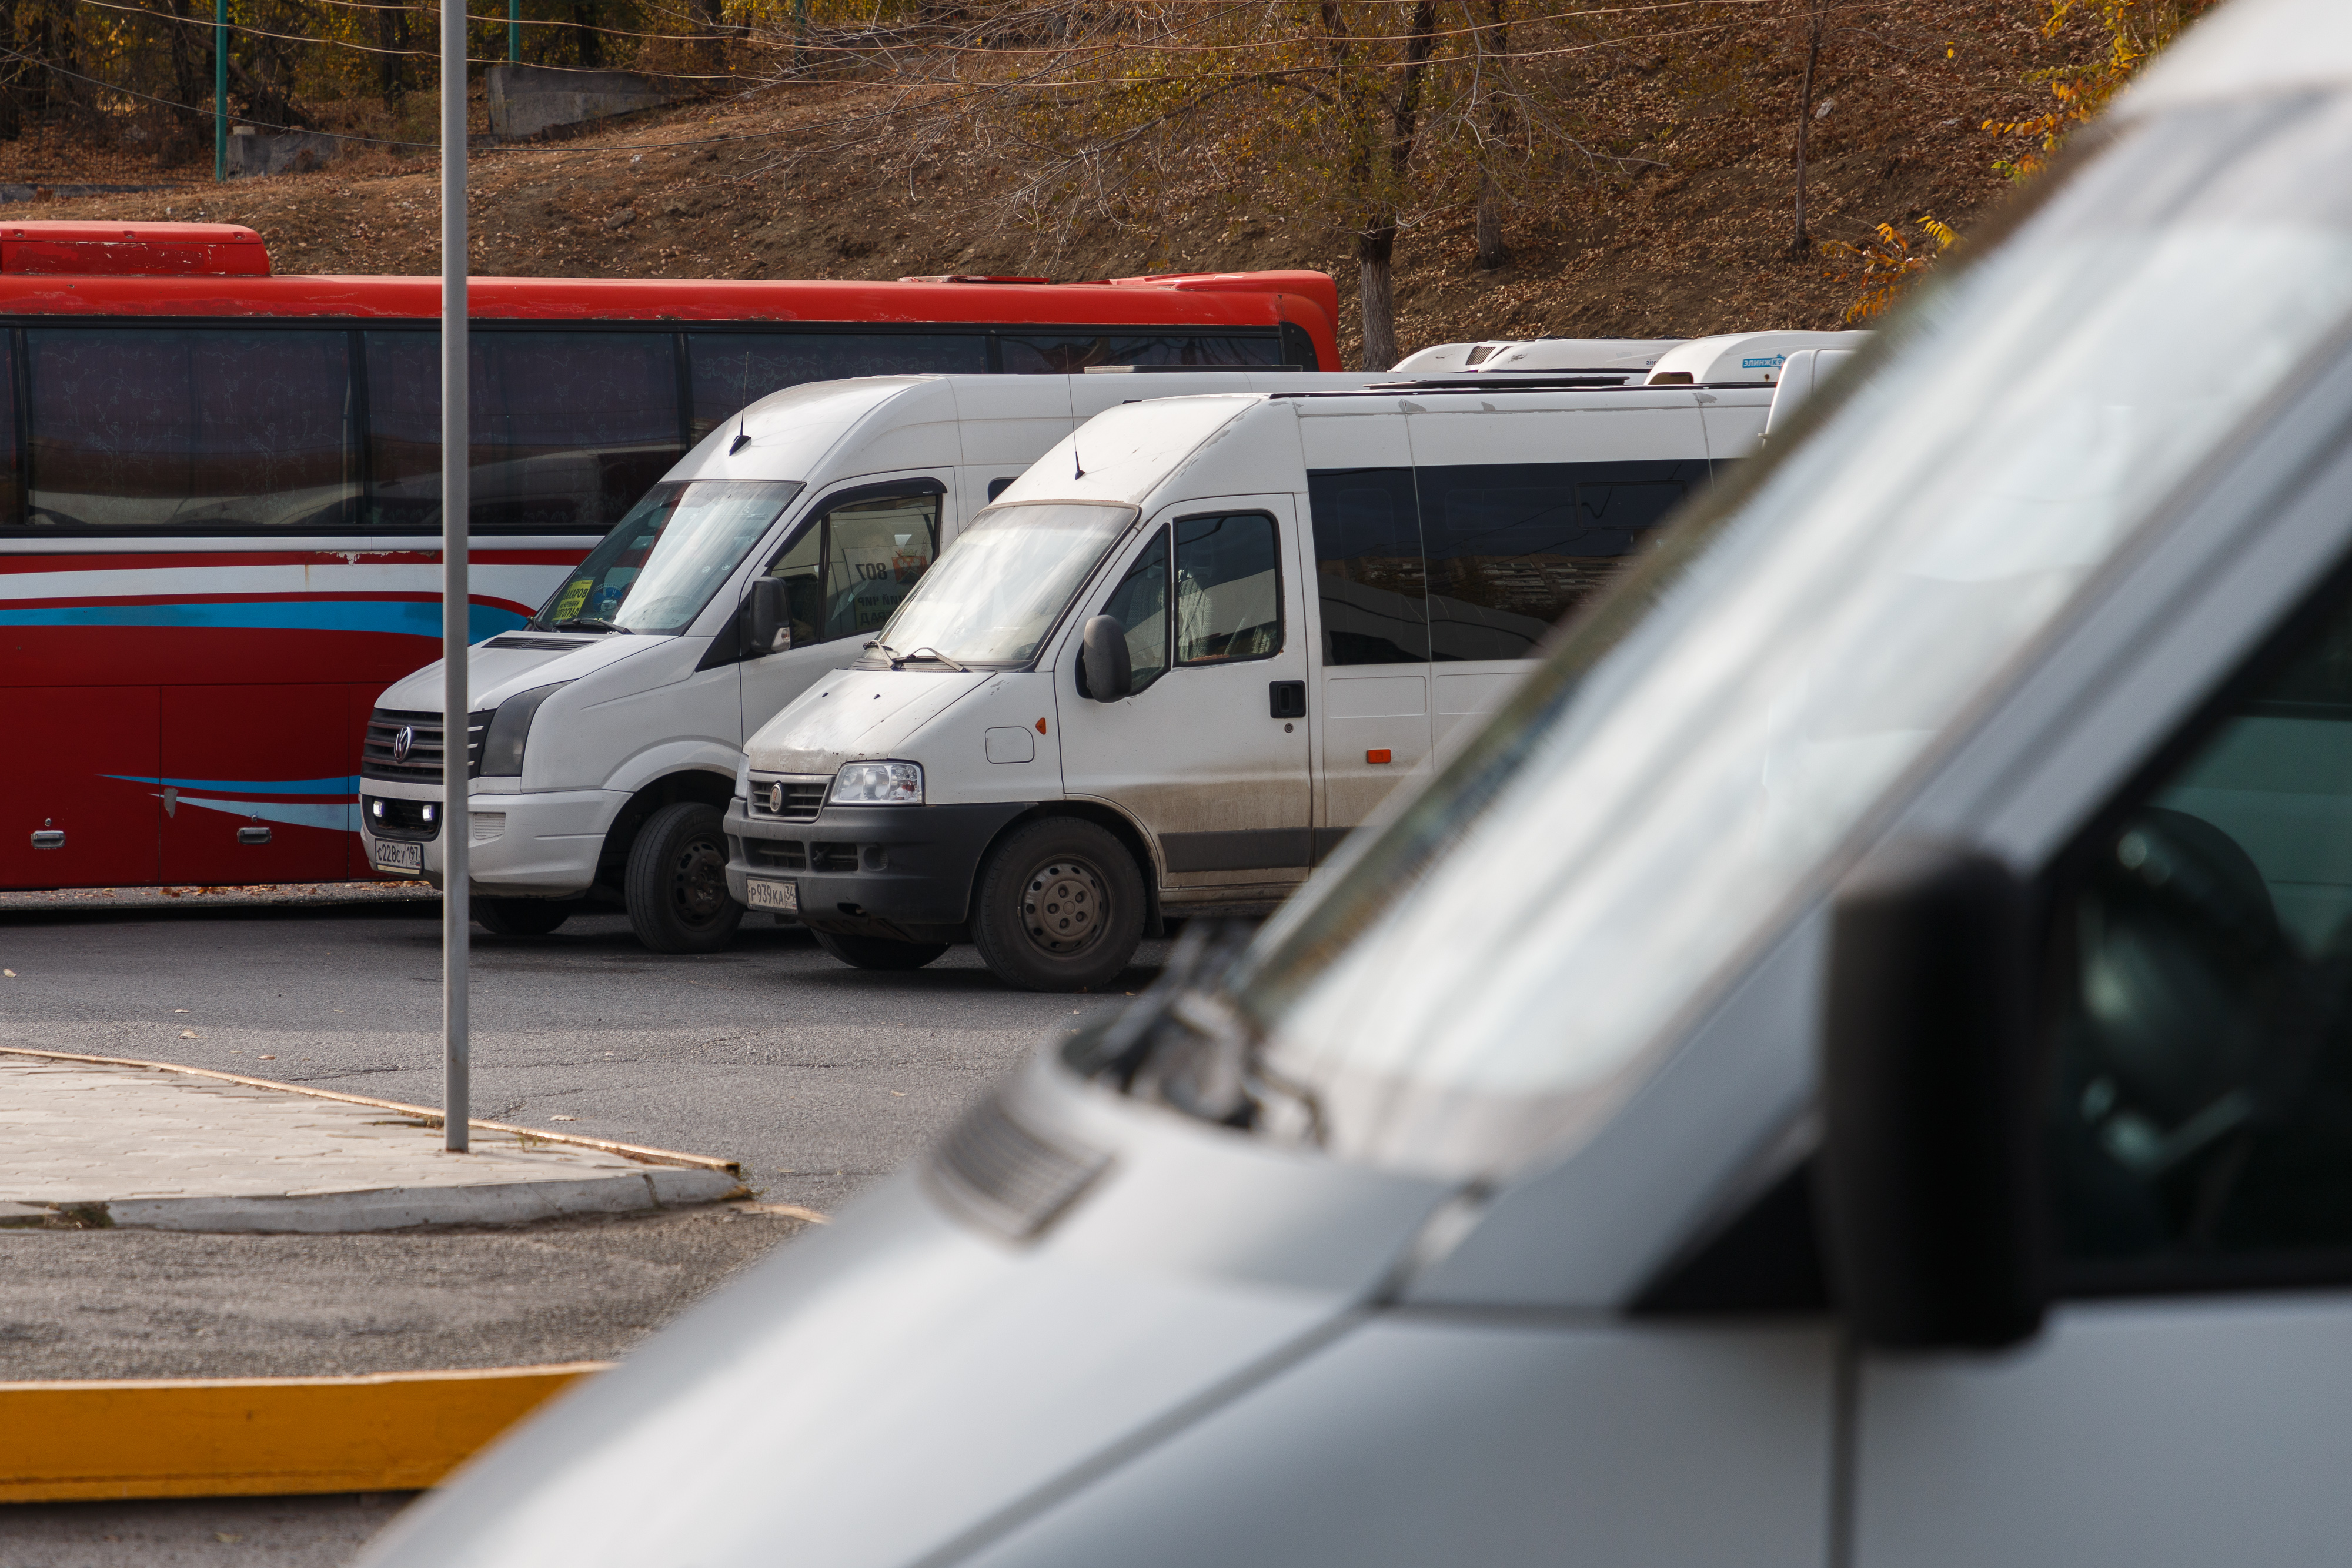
[1054,497,1314,895]
[738,480,944,738]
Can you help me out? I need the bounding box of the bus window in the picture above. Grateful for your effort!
[684,332,988,442]
[1306,468,1429,666]
[997,333,1284,374]
[366,329,685,534]
[25,327,358,531]
[0,334,18,527]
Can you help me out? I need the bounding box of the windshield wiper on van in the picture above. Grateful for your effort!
[864,640,968,671]
[551,617,632,634]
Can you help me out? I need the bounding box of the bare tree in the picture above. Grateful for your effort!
[1788,0,1827,258]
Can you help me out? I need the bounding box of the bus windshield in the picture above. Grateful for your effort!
[533,480,804,637]
[1098,92,2352,1179]
[871,503,1137,667]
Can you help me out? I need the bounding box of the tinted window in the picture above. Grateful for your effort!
[686,332,988,440]
[757,519,824,650]
[368,330,684,534]
[821,493,939,643]
[998,334,1283,374]
[0,334,19,527]
[25,327,358,530]
[1175,513,1281,664]
[1307,468,1428,665]
[2050,584,2352,1289]
[1100,527,1170,693]
[1418,460,1700,661]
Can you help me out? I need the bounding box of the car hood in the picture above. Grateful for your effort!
[373,633,670,713]
[745,667,993,774]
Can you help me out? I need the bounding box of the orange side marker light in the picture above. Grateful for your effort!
[1035,717,1048,734]
[1366,749,1392,764]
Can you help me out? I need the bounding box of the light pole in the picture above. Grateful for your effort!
[441,0,472,1154]
[213,0,226,182]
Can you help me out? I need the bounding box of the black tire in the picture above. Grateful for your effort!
[625,801,744,954]
[811,930,949,971]
[970,817,1147,992]
[473,896,576,936]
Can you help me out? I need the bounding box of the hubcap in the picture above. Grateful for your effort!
[673,835,729,924]
[1021,858,1107,955]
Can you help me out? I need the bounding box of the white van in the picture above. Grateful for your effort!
[727,378,1770,987]
[358,5,2352,1564]
[1389,337,1685,375]
[356,369,1385,951]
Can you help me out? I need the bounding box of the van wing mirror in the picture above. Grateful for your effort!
[747,577,790,656]
[1818,841,2046,1352]
[1080,615,1132,701]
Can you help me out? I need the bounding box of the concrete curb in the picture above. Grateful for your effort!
[0,1364,608,1502]
[0,1046,749,1232]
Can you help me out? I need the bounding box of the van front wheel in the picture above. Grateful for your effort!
[812,930,949,971]
[625,801,744,954]
[970,818,1146,992]
[474,896,576,936]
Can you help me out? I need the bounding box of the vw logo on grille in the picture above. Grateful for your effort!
[767,782,785,814]
[391,726,415,764]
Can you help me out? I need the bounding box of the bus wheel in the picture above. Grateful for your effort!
[971,818,1145,992]
[812,930,949,971]
[474,897,576,936]
[626,801,743,954]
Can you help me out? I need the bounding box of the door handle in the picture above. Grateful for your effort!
[1269,680,1306,719]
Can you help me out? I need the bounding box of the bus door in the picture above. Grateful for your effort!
[158,684,356,884]
[740,484,944,738]
[0,686,162,889]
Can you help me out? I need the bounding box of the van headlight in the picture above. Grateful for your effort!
[477,683,568,778]
[830,760,923,805]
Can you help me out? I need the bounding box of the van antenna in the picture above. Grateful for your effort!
[729,350,753,454]
[1073,430,1085,481]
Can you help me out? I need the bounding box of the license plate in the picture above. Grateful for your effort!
[745,878,799,912]
[373,840,423,873]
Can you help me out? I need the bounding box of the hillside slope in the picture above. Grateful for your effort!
[5,1,2096,365]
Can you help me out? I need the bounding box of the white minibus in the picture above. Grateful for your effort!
[359,4,2352,1563]
[355,369,1386,950]
[726,377,1773,988]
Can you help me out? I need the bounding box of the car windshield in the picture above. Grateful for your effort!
[871,503,1138,667]
[1096,92,2352,1180]
[532,479,804,636]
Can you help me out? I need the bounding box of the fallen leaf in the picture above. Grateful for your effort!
[549,1115,577,1122]
[180,1029,197,1038]
[2,969,13,977]
[257,1054,276,1061]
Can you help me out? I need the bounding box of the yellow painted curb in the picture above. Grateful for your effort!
[0,1363,609,1503]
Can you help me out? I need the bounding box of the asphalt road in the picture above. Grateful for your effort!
[0,890,1176,1567]
[0,892,1171,1214]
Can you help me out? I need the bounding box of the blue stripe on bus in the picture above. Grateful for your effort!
[105,775,361,798]
[0,600,523,641]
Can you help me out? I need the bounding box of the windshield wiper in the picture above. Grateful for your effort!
[550,617,630,634]
[901,647,968,671]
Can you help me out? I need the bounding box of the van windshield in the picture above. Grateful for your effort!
[871,503,1137,667]
[532,479,804,636]
[1103,92,2352,1179]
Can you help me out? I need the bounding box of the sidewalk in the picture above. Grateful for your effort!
[0,1048,744,1233]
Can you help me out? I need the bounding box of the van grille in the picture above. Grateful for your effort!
[363,708,493,783]
[749,775,830,823]
[925,1094,1110,1241]
[748,840,807,871]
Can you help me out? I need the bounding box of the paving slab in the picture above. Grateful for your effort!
[0,1051,744,1232]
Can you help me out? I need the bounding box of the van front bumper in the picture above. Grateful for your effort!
[725,797,1034,942]
[359,784,624,896]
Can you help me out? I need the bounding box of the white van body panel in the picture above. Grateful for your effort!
[749,668,993,777]
[1389,337,1685,374]
[1761,347,1860,438]
[925,673,1063,805]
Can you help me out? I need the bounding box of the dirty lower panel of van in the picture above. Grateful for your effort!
[724,798,1033,940]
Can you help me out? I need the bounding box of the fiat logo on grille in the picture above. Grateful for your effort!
[391,726,415,764]
[767,782,785,814]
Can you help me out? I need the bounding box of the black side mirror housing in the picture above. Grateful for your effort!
[1080,614,1132,701]
[1818,841,2046,1351]
[747,577,789,656]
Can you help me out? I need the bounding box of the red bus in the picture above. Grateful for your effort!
[0,222,1340,892]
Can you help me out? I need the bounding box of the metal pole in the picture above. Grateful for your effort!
[508,0,518,62]
[213,0,226,182]
[441,0,472,1155]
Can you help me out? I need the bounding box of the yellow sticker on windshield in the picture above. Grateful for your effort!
[552,579,593,622]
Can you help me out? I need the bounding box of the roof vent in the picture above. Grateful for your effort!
[0,222,271,277]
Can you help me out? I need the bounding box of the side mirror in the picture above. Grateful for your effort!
[747,577,790,656]
[1079,614,1132,701]
[1818,841,2046,1352]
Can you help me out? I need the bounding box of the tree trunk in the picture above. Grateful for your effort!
[1358,225,1398,372]
[1474,0,1510,269]
[162,0,209,158]
[573,2,604,68]
[1475,170,1506,271]
[377,2,409,105]
[1789,0,1826,259]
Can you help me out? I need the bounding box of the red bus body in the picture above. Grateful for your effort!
[0,223,1340,890]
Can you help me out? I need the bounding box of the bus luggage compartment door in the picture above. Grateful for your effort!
[159,686,355,885]
[0,686,162,890]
